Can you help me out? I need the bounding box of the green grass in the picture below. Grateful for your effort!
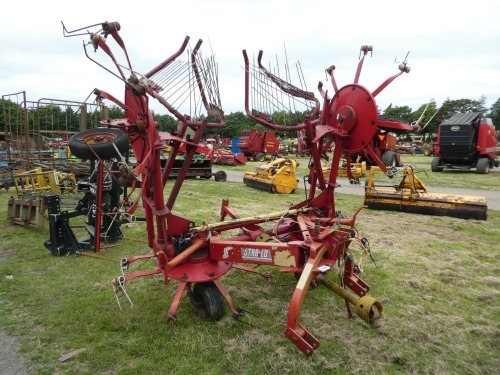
[0,179,499,374]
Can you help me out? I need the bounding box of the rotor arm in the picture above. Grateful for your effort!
[144,36,190,78]
[91,89,139,120]
[371,70,404,98]
[372,53,410,98]
[83,31,128,82]
[327,65,339,92]
[140,36,190,122]
[101,22,134,71]
[317,80,330,100]
[62,21,131,81]
[354,45,373,84]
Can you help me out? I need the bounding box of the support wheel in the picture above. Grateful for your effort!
[192,282,225,321]
[431,157,444,172]
[214,170,227,182]
[476,158,491,174]
[69,128,129,160]
[381,151,397,167]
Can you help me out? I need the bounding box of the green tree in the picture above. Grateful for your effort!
[0,99,23,133]
[411,100,440,137]
[437,97,488,124]
[220,111,262,139]
[37,104,63,132]
[382,105,413,123]
[486,98,500,130]
[153,112,178,132]
[107,105,125,119]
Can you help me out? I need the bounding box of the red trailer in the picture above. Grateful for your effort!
[236,130,280,161]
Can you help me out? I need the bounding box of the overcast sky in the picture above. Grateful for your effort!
[1,0,499,118]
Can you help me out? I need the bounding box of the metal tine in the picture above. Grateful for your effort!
[232,307,260,328]
[237,307,259,318]
[61,21,104,37]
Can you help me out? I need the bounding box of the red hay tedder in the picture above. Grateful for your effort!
[62,22,411,356]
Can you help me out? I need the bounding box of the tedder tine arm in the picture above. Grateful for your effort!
[372,51,411,98]
[354,45,373,84]
[144,36,190,78]
[256,50,320,111]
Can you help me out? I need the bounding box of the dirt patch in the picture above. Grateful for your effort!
[0,248,31,375]
[0,248,18,263]
[0,328,30,375]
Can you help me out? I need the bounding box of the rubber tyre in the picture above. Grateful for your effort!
[192,282,225,321]
[380,151,397,167]
[256,153,266,162]
[69,128,129,160]
[431,157,444,172]
[214,170,227,182]
[476,158,491,174]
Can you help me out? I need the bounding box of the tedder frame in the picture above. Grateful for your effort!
[63,21,411,356]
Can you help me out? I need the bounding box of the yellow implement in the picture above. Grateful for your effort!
[243,158,299,194]
[337,158,367,179]
[321,157,366,181]
[13,167,77,197]
[364,166,487,220]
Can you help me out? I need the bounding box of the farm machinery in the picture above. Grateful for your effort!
[431,112,499,174]
[12,167,77,197]
[207,145,248,166]
[343,114,418,168]
[364,166,488,220]
[199,140,248,166]
[243,157,299,193]
[63,22,412,356]
[361,112,491,220]
[170,136,247,166]
[337,157,367,179]
[236,129,280,161]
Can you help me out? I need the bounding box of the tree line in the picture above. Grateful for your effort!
[149,96,500,140]
[1,96,499,141]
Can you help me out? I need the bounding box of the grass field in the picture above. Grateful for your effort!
[0,173,499,374]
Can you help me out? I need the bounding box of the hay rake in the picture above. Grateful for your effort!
[63,22,410,355]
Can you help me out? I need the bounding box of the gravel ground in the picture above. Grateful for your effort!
[1,166,498,375]
[0,250,31,375]
[0,329,30,375]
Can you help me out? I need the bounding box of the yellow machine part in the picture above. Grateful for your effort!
[337,158,367,178]
[243,158,299,194]
[321,158,366,179]
[364,166,488,220]
[14,167,77,197]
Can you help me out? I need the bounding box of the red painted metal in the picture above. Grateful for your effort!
[63,21,410,356]
[236,130,280,160]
